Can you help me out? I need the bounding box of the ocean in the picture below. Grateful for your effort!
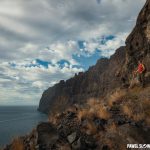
[0,106,47,147]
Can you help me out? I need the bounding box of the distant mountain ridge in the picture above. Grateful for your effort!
[38,0,150,114]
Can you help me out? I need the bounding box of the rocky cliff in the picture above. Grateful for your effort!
[39,46,125,113]
[124,0,150,79]
[39,0,150,114]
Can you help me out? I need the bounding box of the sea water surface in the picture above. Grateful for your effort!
[0,106,47,147]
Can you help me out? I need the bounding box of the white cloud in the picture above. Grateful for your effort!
[0,0,146,105]
[0,0,146,61]
[40,40,80,65]
[99,33,128,57]
[77,32,128,57]
[83,42,99,54]
[0,61,83,105]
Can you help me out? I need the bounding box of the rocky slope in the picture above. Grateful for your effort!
[39,0,150,114]
[4,87,150,150]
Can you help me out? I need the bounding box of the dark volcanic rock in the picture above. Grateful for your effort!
[39,47,126,113]
[37,122,58,149]
[124,0,150,81]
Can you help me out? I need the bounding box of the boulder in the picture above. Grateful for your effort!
[37,122,58,148]
[67,132,77,144]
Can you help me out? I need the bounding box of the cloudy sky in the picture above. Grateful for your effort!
[0,0,146,105]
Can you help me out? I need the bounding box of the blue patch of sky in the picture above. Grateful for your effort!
[78,40,94,56]
[73,49,102,70]
[36,59,50,68]
[9,62,16,67]
[100,35,115,44]
[78,40,85,49]
[36,59,80,69]
[74,36,116,70]
[57,60,70,69]
[9,60,50,68]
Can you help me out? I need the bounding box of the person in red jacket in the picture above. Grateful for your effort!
[136,60,145,87]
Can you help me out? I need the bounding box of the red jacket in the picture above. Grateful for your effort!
[137,63,145,74]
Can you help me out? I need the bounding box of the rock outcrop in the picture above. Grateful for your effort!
[123,0,150,81]
[39,0,150,114]
[39,46,126,113]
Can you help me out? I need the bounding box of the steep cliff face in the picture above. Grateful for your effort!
[39,46,125,113]
[125,0,150,74]
[39,0,150,114]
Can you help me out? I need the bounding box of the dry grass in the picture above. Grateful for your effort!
[121,87,150,123]
[77,98,110,121]
[141,99,150,126]
[108,89,126,107]
[106,122,117,133]
[11,138,24,150]
[122,99,145,122]
[145,118,150,126]
[48,114,58,125]
[77,108,90,121]
[122,105,132,118]
[133,113,145,122]
[96,104,110,119]
[85,120,97,135]
[48,111,64,125]
[87,98,110,119]
[101,134,127,150]
[87,98,99,106]
[59,144,71,150]
[66,105,78,112]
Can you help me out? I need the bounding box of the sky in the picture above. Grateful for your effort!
[0,0,146,106]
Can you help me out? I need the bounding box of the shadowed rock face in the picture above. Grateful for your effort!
[125,0,150,74]
[37,123,58,148]
[39,46,125,113]
[39,0,150,114]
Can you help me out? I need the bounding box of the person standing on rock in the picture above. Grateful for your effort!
[135,60,145,87]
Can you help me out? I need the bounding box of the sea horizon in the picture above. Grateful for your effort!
[0,106,47,147]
